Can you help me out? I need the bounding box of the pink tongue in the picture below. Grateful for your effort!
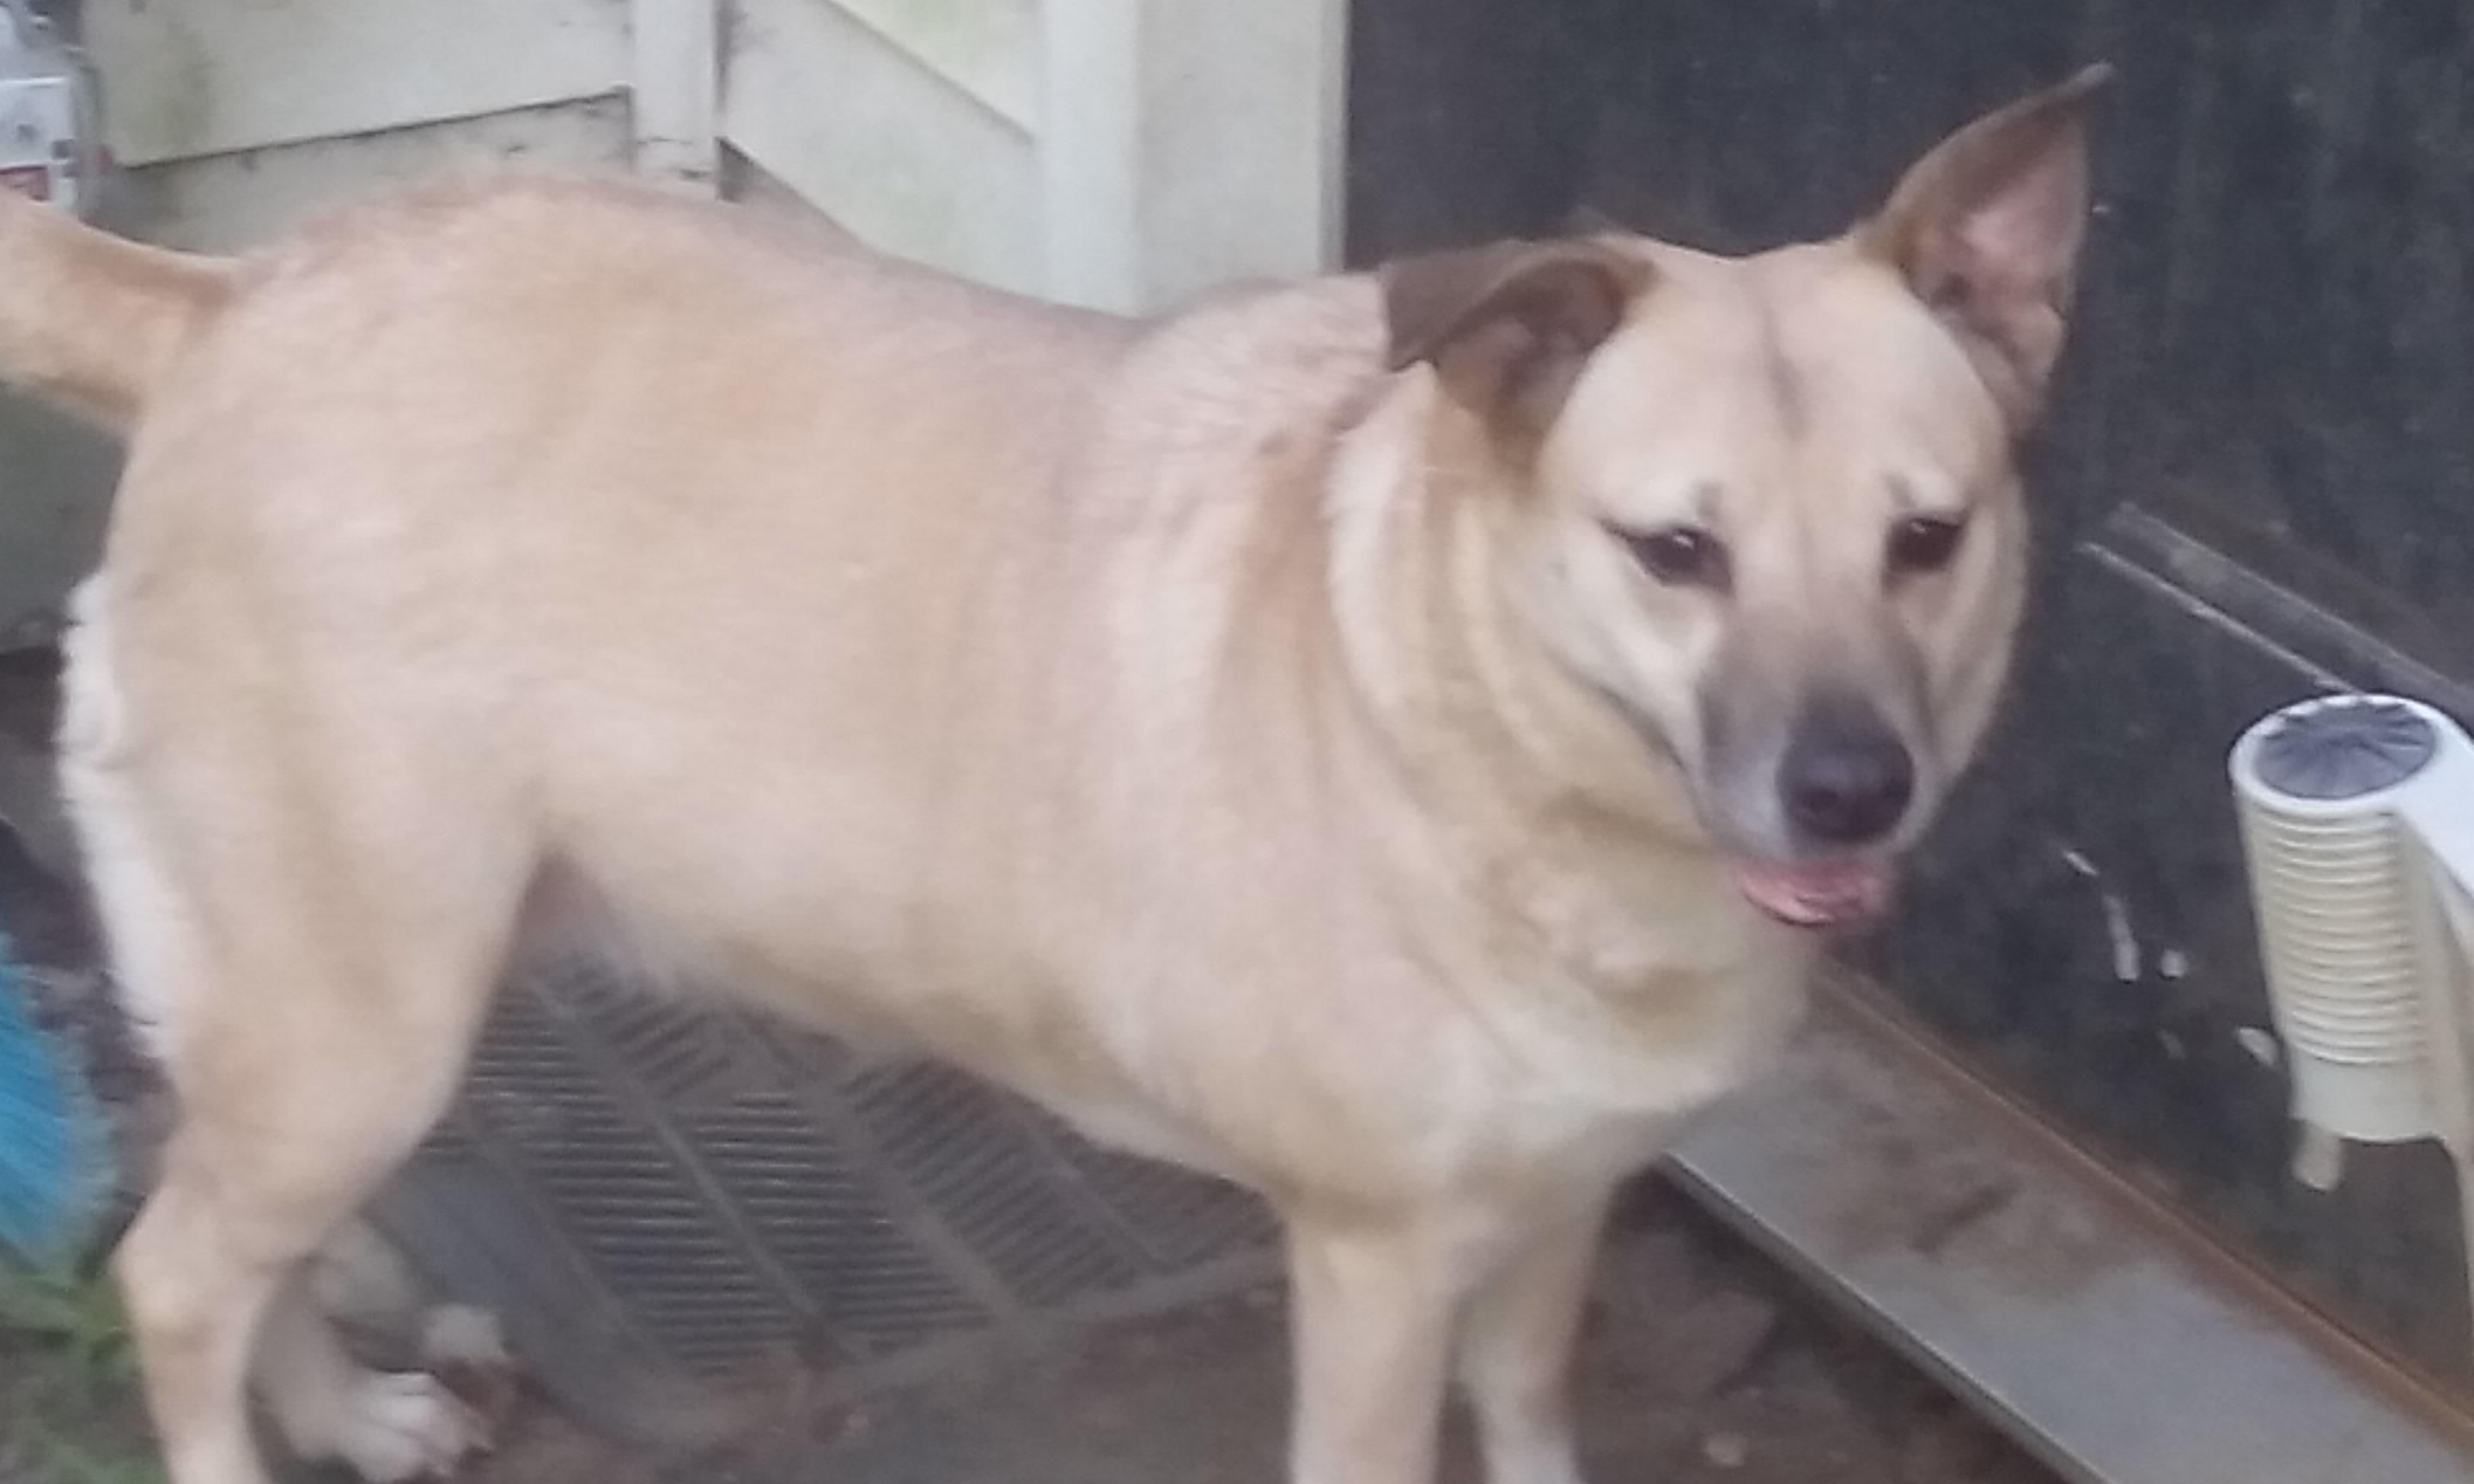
[1736,858,1893,928]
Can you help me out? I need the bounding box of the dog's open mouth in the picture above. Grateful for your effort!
[1734,857,1893,929]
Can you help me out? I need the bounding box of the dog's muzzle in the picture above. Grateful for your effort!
[1734,693,1914,928]
[1777,692,1915,848]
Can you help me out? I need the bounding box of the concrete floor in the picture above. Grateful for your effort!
[453,1184,2055,1484]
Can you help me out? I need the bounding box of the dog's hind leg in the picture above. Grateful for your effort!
[101,792,528,1484]
[65,616,534,1484]
[1453,1191,1610,1484]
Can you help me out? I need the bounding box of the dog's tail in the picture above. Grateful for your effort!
[0,189,237,431]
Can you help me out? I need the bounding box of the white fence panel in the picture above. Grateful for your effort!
[87,0,630,166]
[725,0,1039,295]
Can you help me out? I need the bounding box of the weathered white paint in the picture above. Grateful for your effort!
[1132,0,1349,307]
[82,0,1344,307]
[720,143,842,228]
[832,0,1035,131]
[1037,0,1141,310]
[725,0,1039,295]
[722,0,1342,311]
[1038,0,1345,312]
[85,0,629,167]
[631,0,719,192]
[118,99,633,253]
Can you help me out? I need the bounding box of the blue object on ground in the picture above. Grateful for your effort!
[0,941,112,1263]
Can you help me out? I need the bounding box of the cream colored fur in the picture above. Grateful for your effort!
[0,68,2104,1484]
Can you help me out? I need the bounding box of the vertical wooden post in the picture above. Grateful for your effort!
[1038,0,1142,312]
[632,0,718,194]
[1038,0,1346,313]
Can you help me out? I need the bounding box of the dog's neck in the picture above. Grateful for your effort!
[1303,375,1815,1082]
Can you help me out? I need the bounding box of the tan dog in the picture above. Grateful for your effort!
[0,65,2103,1484]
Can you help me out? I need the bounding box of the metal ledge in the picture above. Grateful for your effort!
[1667,987,2474,1484]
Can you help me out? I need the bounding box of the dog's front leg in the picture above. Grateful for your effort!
[1283,1213,1465,1484]
[1454,1189,1611,1484]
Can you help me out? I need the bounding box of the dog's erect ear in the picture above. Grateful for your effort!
[1862,63,2111,426]
[1382,240,1651,447]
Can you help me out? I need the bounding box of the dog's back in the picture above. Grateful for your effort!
[39,177,1412,1156]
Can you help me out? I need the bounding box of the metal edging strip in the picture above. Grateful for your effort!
[1665,985,2474,1484]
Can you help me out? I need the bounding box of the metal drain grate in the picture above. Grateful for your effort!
[368,959,1277,1441]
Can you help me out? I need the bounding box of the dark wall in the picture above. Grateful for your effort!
[1350,0,2474,1395]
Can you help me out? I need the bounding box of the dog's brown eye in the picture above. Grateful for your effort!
[1618,524,1729,588]
[1886,514,1967,577]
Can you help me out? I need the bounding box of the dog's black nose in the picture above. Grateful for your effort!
[1779,696,1914,846]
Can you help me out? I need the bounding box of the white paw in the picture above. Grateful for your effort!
[320,1371,490,1483]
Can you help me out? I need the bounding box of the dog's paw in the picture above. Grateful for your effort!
[320,1371,491,1483]
[422,1305,523,1439]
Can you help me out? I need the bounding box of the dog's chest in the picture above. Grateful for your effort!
[1457,850,1819,1124]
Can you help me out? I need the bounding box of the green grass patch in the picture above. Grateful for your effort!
[0,1258,163,1484]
